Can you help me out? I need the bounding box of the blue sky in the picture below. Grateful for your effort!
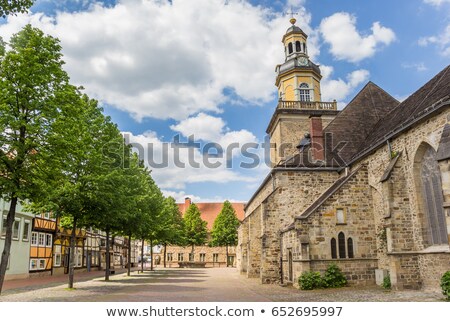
[1,0,449,203]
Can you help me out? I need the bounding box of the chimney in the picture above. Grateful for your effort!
[184,197,191,210]
[310,116,324,161]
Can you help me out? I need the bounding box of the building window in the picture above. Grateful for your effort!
[418,144,448,245]
[295,41,301,52]
[38,259,46,269]
[75,248,83,267]
[336,208,346,224]
[30,259,38,270]
[46,234,52,247]
[303,43,306,53]
[299,83,311,102]
[288,43,293,54]
[23,220,30,241]
[1,216,6,237]
[12,219,20,240]
[54,245,62,267]
[178,253,184,262]
[167,253,173,262]
[213,253,219,262]
[44,211,50,219]
[331,238,337,259]
[54,253,62,267]
[38,233,45,246]
[199,253,206,262]
[338,232,346,259]
[347,238,354,258]
[31,232,38,246]
[189,253,194,262]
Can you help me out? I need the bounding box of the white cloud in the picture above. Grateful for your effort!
[0,0,317,121]
[319,12,395,63]
[423,0,450,6]
[401,62,428,72]
[419,24,450,56]
[123,129,259,190]
[320,65,370,103]
[170,113,257,158]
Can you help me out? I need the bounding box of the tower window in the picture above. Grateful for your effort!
[288,43,293,54]
[295,41,301,52]
[299,83,311,102]
[303,43,306,53]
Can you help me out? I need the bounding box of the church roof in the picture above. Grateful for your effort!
[351,65,450,164]
[296,165,363,219]
[178,201,245,230]
[322,81,399,167]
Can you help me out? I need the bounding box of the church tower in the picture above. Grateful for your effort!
[267,17,338,165]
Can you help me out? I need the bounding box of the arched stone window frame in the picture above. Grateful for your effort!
[338,232,346,259]
[288,43,293,54]
[413,142,449,248]
[331,238,337,259]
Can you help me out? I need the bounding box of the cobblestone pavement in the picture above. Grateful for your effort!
[0,268,445,302]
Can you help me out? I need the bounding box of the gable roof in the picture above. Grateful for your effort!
[351,65,450,164]
[322,82,399,167]
[178,201,245,230]
[296,165,363,219]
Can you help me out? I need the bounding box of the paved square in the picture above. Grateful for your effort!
[0,268,444,302]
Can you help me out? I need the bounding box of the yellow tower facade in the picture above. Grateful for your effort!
[267,19,338,166]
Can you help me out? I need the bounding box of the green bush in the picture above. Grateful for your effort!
[441,270,450,300]
[322,264,347,288]
[382,275,391,290]
[298,271,323,290]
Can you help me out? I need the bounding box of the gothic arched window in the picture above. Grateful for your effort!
[331,238,337,259]
[338,232,346,258]
[299,83,311,102]
[419,145,448,245]
[288,43,293,54]
[347,238,354,258]
[296,41,301,52]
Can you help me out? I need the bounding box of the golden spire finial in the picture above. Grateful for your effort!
[286,7,298,25]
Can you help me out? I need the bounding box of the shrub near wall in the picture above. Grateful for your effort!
[441,271,450,300]
[298,264,348,290]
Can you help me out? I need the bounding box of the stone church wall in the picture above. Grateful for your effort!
[365,107,450,290]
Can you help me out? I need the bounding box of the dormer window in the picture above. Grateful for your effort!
[299,83,311,102]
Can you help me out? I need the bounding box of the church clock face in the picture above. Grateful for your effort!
[298,57,308,66]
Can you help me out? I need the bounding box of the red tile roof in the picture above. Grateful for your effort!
[177,199,245,230]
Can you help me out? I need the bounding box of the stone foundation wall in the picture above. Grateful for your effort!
[310,259,378,286]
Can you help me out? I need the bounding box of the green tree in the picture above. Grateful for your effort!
[0,25,70,294]
[0,0,34,18]
[210,201,240,266]
[183,203,207,260]
[157,197,185,268]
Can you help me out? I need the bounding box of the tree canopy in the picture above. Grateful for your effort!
[183,203,208,253]
[0,0,34,18]
[210,200,240,247]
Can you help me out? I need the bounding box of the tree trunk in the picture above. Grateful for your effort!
[191,244,194,261]
[226,244,229,267]
[127,234,132,276]
[68,217,77,289]
[105,229,110,281]
[163,243,167,268]
[141,238,144,273]
[150,239,154,271]
[0,197,18,294]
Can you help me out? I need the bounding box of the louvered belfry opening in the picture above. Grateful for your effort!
[420,145,448,246]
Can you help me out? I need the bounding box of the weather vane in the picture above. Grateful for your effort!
[285,7,298,25]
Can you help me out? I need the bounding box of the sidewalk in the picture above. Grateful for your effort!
[2,267,141,292]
